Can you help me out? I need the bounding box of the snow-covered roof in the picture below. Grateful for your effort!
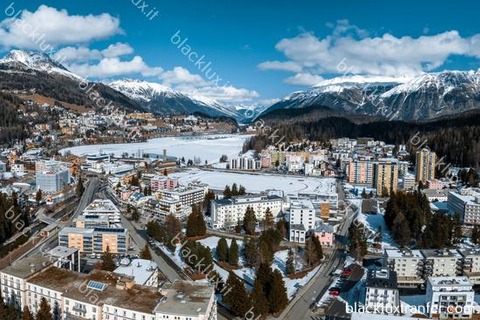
[114,259,158,286]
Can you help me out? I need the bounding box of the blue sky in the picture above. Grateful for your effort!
[1,0,480,107]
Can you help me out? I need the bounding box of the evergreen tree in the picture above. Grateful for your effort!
[244,237,259,266]
[101,246,116,271]
[223,272,251,316]
[286,248,295,275]
[251,275,269,316]
[140,244,152,260]
[36,189,43,204]
[36,297,52,320]
[243,206,257,235]
[131,207,140,222]
[76,174,84,197]
[238,185,246,195]
[305,237,322,267]
[268,270,288,313]
[231,183,238,196]
[223,185,232,199]
[216,237,229,262]
[452,212,463,244]
[146,220,166,242]
[264,207,274,230]
[259,240,274,265]
[276,218,287,239]
[229,238,239,265]
[186,206,206,237]
[22,306,34,320]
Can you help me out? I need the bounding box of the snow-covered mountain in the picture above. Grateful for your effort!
[262,71,480,121]
[0,50,82,80]
[109,79,241,119]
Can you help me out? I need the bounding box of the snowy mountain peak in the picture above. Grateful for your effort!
[0,50,82,80]
[109,79,175,102]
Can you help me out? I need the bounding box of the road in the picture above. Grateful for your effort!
[103,188,187,283]
[23,178,100,258]
[279,179,358,320]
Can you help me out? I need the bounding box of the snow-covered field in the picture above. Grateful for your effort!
[356,212,398,249]
[60,134,250,164]
[170,168,337,194]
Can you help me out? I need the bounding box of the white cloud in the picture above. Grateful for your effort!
[284,73,324,86]
[257,60,303,73]
[0,5,121,50]
[67,56,163,78]
[160,67,207,86]
[53,46,102,63]
[259,20,480,85]
[102,42,134,58]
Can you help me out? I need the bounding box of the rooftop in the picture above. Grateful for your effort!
[366,268,398,289]
[114,259,158,286]
[428,276,472,289]
[421,249,462,259]
[28,266,163,314]
[1,255,53,279]
[155,281,214,317]
[385,249,423,259]
[48,246,78,258]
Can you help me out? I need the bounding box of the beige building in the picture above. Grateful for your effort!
[385,249,424,287]
[58,227,130,253]
[415,149,436,183]
[374,162,399,196]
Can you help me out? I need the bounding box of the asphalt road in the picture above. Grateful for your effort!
[279,179,358,320]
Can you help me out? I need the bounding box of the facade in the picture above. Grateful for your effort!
[157,183,207,206]
[426,277,474,319]
[142,197,192,221]
[448,189,480,225]
[365,268,400,314]
[384,249,424,287]
[347,160,374,184]
[415,149,436,183]
[426,179,444,190]
[288,199,315,243]
[373,162,399,196]
[458,249,480,285]
[422,189,449,202]
[211,195,283,229]
[422,249,463,278]
[4,265,217,320]
[35,166,70,192]
[230,157,261,171]
[314,223,334,247]
[150,176,179,192]
[58,227,130,253]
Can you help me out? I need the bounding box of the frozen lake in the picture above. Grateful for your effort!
[170,168,337,194]
[60,134,251,164]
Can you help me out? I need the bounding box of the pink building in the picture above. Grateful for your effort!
[260,154,271,168]
[314,223,335,247]
[426,179,443,190]
[151,176,179,192]
[120,189,133,201]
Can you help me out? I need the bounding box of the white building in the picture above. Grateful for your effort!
[365,268,400,314]
[82,199,121,224]
[448,189,480,225]
[426,277,474,319]
[35,162,70,193]
[5,265,217,320]
[114,259,159,287]
[288,198,315,243]
[422,249,463,278]
[211,194,283,229]
[157,183,208,206]
[384,249,424,287]
[458,249,480,285]
[230,157,261,171]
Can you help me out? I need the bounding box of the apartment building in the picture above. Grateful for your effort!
[75,214,110,229]
[384,249,424,287]
[13,266,217,320]
[365,268,400,315]
[448,189,480,225]
[82,199,121,224]
[150,175,179,192]
[347,160,374,184]
[35,162,71,192]
[288,199,315,243]
[458,249,480,285]
[230,157,261,171]
[373,162,399,196]
[58,227,130,253]
[422,249,463,278]
[426,277,474,319]
[211,194,283,229]
[142,197,192,221]
[157,183,208,206]
[415,149,436,183]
